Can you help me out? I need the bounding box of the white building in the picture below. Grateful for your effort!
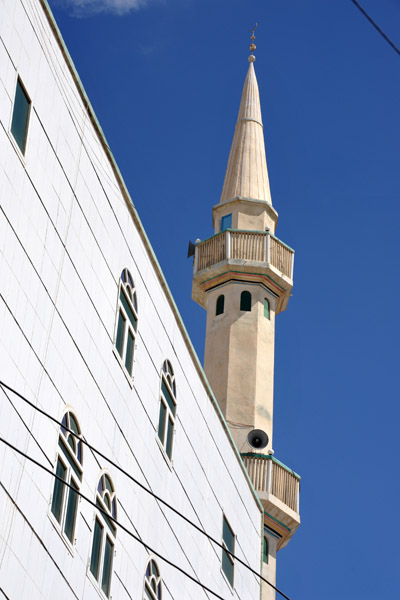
[0,1,299,599]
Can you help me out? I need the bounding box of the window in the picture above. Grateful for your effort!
[220,213,232,231]
[157,360,177,460]
[115,268,138,377]
[222,515,235,587]
[50,411,82,545]
[263,535,269,564]
[11,78,31,154]
[240,290,251,311]
[143,558,162,599]
[216,294,225,315]
[264,298,270,319]
[89,473,117,598]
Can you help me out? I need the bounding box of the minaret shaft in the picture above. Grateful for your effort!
[204,284,276,450]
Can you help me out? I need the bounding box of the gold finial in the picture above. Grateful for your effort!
[249,22,258,63]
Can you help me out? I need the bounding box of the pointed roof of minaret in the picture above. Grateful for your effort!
[220,53,272,206]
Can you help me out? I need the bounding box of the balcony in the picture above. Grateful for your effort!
[241,453,300,549]
[192,230,294,312]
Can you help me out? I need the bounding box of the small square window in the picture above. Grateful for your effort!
[220,214,232,231]
[11,78,31,154]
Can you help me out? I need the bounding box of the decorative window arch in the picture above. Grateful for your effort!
[157,360,177,460]
[114,268,138,377]
[143,558,162,599]
[89,473,117,598]
[50,410,83,545]
[263,535,269,564]
[240,290,252,311]
[216,294,225,316]
[264,298,270,320]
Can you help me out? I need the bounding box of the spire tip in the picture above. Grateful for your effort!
[249,23,258,62]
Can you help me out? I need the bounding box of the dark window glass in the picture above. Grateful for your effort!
[158,401,166,441]
[90,518,104,580]
[216,295,225,315]
[125,329,134,374]
[64,480,79,542]
[161,380,176,415]
[11,79,30,154]
[264,298,270,319]
[120,288,137,330]
[115,311,126,357]
[222,548,234,585]
[240,291,251,311]
[221,213,232,231]
[166,417,174,458]
[51,458,67,523]
[101,536,114,597]
[222,515,235,586]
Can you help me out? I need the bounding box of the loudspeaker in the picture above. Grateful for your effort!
[247,429,269,450]
[187,241,196,258]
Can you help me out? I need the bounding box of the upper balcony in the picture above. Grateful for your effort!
[192,230,294,312]
[241,453,300,550]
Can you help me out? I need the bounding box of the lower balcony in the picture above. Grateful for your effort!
[241,453,301,550]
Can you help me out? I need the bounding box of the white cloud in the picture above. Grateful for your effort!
[54,0,152,17]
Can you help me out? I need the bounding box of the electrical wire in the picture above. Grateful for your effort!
[0,435,228,600]
[0,380,291,600]
[350,0,400,56]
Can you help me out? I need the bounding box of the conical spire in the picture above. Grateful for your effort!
[220,59,272,205]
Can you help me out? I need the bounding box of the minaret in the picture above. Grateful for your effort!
[192,34,294,452]
[192,31,300,599]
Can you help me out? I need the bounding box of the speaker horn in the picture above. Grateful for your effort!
[247,429,269,450]
[187,240,196,258]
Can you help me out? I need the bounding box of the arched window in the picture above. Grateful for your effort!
[264,298,270,320]
[89,473,117,598]
[157,360,177,460]
[263,535,269,564]
[240,290,251,311]
[115,268,138,377]
[216,294,225,315]
[50,410,82,545]
[143,558,162,599]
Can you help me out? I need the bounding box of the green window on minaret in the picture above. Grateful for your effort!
[240,291,251,311]
[263,535,269,563]
[220,213,232,231]
[216,295,225,315]
[264,298,270,319]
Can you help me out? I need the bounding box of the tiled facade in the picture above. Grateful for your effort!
[0,1,262,598]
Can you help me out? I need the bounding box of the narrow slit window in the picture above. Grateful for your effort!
[216,294,224,315]
[240,291,251,311]
[143,558,162,599]
[11,78,31,154]
[264,298,270,319]
[263,535,269,564]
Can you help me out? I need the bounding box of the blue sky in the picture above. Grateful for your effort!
[48,1,400,598]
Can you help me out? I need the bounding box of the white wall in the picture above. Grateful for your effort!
[0,1,262,599]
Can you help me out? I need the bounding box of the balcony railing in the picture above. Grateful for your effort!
[194,230,294,279]
[241,453,300,514]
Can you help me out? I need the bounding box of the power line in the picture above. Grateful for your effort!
[350,0,400,56]
[0,435,227,600]
[0,380,291,600]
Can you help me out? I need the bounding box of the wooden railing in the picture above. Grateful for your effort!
[241,454,300,513]
[194,230,294,279]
